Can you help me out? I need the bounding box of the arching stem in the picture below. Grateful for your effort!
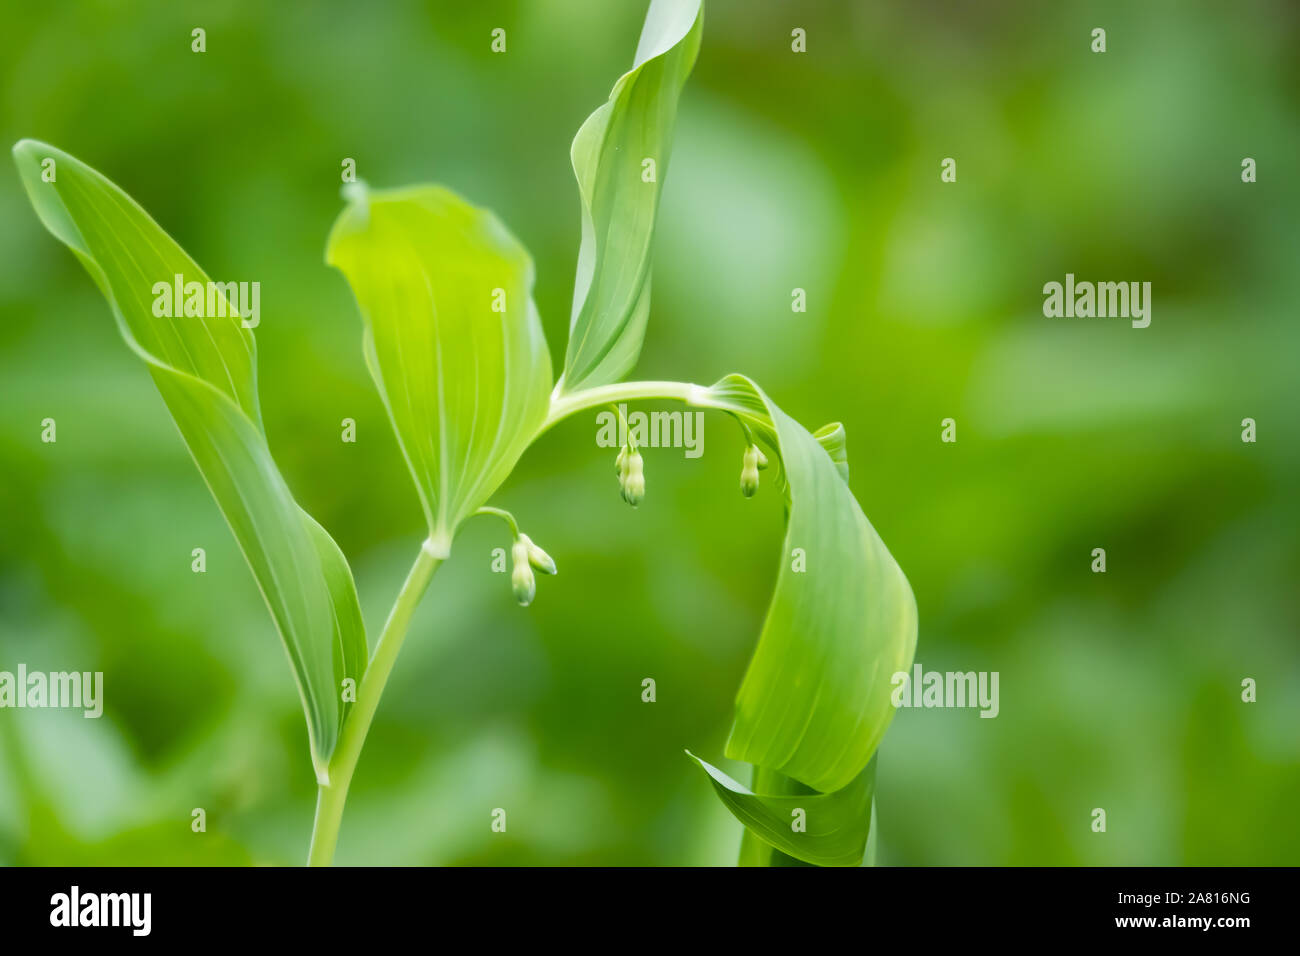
[542,381,712,434]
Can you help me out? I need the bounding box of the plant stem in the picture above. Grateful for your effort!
[542,380,708,433]
[474,505,519,537]
[306,539,444,866]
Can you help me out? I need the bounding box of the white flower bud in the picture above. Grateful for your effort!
[519,532,557,575]
[622,449,645,507]
[511,538,535,606]
[740,445,761,497]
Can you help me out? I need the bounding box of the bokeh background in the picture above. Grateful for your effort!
[1,0,1297,865]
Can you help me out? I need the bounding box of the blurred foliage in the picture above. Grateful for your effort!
[1,0,1297,865]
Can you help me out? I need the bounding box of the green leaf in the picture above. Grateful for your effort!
[736,765,818,867]
[12,139,367,781]
[703,375,918,793]
[558,0,704,394]
[327,186,553,554]
[813,421,850,483]
[689,752,877,867]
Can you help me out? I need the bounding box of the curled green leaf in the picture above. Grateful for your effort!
[813,421,850,483]
[701,374,918,793]
[689,752,877,867]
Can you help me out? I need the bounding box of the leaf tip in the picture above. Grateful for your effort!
[11,138,64,173]
[340,178,370,207]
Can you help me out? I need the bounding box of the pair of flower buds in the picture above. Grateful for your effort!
[511,532,556,607]
[739,442,769,497]
[613,440,769,505]
[614,444,645,506]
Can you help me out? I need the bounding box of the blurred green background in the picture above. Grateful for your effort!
[2,0,1297,865]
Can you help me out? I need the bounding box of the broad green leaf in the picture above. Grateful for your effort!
[689,752,877,867]
[13,140,367,781]
[558,0,703,394]
[702,374,918,793]
[326,186,553,553]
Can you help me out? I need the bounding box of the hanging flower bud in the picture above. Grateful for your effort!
[616,445,630,497]
[740,444,761,497]
[622,448,645,507]
[511,537,535,606]
[519,532,557,575]
[754,446,769,471]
